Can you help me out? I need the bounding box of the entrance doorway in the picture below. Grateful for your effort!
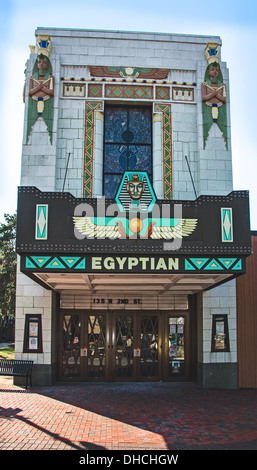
[59,310,190,382]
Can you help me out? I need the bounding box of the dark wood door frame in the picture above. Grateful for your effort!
[58,309,191,382]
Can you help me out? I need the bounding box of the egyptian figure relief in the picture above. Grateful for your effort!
[127,174,145,201]
[202,44,228,149]
[27,53,54,143]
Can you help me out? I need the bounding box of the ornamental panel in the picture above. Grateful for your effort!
[154,104,172,200]
[84,101,103,198]
[105,84,153,100]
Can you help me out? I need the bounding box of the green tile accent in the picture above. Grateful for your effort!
[232,260,242,270]
[218,258,237,269]
[31,256,51,267]
[74,258,86,269]
[46,257,66,269]
[221,208,233,242]
[25,258,36,269]
[60,256,82,268]
[35,204,48,240]
[203,259,222,270]
[189,258,208,269]
[185,259,196,270]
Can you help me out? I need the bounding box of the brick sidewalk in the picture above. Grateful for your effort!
[1,380,257,451]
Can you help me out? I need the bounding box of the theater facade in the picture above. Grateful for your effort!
[15,28,252,388]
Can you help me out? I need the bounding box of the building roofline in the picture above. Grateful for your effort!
[35,27,222,45]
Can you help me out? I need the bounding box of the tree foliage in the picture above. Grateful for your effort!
[0,213,17,318]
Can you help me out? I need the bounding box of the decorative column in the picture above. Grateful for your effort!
[152,112,163,199]
[84,101,104,198]
[153,103,172,200]
[93,109,104,197]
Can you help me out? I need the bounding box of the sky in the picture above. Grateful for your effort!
[0,0,257,229]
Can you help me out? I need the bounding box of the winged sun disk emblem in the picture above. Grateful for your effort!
[73,216,198,240]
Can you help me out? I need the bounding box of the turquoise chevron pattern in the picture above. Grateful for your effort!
[25,255,86,270]
[184,257,242,271]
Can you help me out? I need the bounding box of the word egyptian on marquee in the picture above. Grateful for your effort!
[91,256,179,271]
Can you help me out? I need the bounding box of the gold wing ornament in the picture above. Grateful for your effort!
[73,216,198,240]
[151,219,198,239]
[73,216,122,239]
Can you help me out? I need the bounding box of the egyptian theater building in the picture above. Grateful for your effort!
[15,28,254,388]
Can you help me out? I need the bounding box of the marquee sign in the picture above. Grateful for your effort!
[16,171,251,276]
[21,253,245,275]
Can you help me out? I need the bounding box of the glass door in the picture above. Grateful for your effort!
[111,312,161,381]
[164,312,189,381]
[139,313,160,381]
[60,310,190,382]
[60,311,109,382]
[61,313,83,380]
[87,314,107,380]
[113,313,135,380]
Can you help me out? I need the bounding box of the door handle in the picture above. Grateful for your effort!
[80,348,87,357]
[133,348,141,357]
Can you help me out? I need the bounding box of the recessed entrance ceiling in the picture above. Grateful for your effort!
[33,272,232,296]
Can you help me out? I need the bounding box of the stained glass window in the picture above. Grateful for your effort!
[104,106,152,197]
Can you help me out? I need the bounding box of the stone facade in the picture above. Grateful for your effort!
[16,28,237,388]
